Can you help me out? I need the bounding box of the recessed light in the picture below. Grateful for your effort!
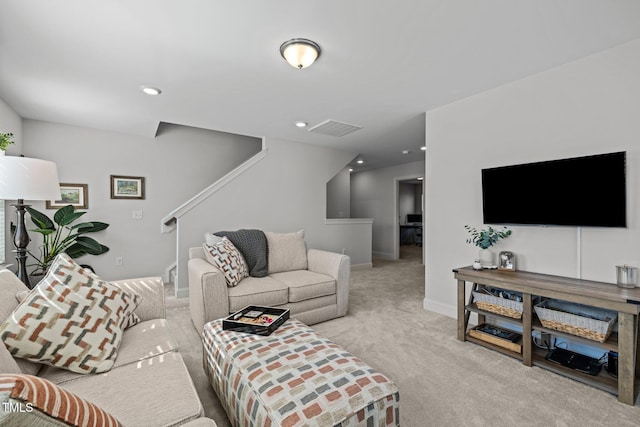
[417,177,424,181]
[295,121,308,128]
[141,86,161,96]
[402,150,410,155]
[420,146,427,151]
[356,159,364,164]
[348,168,354,172]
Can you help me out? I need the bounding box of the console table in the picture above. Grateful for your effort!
[454,266,640,405]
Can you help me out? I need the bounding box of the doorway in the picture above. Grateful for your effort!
[396,177,423,261]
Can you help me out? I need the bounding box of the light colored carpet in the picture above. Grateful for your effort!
[165,251,640,426]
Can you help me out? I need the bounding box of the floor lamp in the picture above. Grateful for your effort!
[0,156,60,288]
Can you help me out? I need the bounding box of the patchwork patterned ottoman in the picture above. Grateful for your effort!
[203,319,400,426]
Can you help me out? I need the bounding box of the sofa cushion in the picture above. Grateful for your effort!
[59,352,204,427]
[227,276,288,312]
[203,239,248,287]
[39,318,179,385]
[215,229,269,278]
[0,374,122,426]
[0,270,42,376]
[0,254,140,374]
[265,230,308,274]
[270,270,336,303]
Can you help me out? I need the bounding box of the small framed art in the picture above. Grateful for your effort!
[47,183,88,209]
[498,251,516,271]
[110,175,145,200]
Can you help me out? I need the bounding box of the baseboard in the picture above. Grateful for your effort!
[351,263,373,270]
[372,251,394,259]
[423,298,456,319]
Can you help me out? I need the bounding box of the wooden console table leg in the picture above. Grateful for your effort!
[617,312,636,405]
[522,293,532,366]
[457,279,466,341]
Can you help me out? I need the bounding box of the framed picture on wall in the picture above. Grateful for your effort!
[46,183,88,209]
[110,175,145,200]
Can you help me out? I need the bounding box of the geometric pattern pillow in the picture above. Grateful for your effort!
[203,238,249,287]
[0,253,140,374]
[214,229,269,278]
[0,374,123,426]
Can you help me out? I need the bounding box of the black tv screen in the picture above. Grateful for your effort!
[482,152,626,227]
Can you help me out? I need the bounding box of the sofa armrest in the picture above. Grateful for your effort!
[188,257,229,335]
[110,277,166,322]
[307,249,351,317]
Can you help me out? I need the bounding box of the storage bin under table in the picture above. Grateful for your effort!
[203,318,400,427]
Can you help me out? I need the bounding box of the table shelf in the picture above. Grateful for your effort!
[455,265,640,405]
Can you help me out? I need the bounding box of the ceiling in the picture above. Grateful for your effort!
[1,1,640,171]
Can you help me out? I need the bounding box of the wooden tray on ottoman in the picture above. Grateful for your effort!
[222,305,289,336]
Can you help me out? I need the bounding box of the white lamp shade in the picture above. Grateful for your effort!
[0,156,61,201]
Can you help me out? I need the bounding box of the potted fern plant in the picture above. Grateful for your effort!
[25,205,109,276]
[464,225,512,267]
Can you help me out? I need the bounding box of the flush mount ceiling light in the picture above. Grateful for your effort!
[356,159,364,164]
[402,150,410,155]
[141,86,161,95]
[280,38,321,69]
[420,146,427,151]
[295,121,308,128]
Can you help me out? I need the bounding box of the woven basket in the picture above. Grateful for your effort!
[534,300,617,343]
[472,291,523,319]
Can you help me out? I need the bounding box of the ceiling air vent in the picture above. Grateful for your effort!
[308,119,363,137]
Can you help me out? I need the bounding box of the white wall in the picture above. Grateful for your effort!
[22,120,261,280]
[174,137,365,295]
[424,38,640,317]
[326,167,351,218]
[351,160,425,258]
[1,98,25,266]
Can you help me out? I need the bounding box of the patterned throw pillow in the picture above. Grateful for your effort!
[203,237,249,287]
[0,254,141,374]
[0,374,122,426]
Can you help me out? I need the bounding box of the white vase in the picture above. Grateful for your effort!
[479,249,494,267]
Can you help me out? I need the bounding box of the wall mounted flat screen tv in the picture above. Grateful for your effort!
[482,152,626,227]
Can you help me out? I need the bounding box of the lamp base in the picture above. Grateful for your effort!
[12,200,32,289]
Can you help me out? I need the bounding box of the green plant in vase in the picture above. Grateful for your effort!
[0,132,15,151]
[25,205,109,276]
[464,225,511,267]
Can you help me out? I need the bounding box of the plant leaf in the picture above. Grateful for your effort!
[26,207,54,230]
[72,222,109,234]
[54,205,86,226]
[73,236,109,255]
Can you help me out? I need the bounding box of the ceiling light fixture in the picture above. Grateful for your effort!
[348,168,354,173]
[420,146,427,151]
[417,177,424,181]
[141,86,161,96]
[280,38,321,69]
[402,150,410,155]
[357,159,364,164]
[295,121,308,128]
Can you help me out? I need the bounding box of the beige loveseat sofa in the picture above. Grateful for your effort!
[0,269,215,427]
[189,230,350,333]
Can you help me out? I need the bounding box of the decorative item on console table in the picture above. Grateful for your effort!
[464,225,512,268]
[616,264,637,288]
[499,251,516,271]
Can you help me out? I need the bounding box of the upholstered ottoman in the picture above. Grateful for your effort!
[203,319,399,426]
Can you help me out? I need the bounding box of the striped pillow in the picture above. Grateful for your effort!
[0,374,122,426]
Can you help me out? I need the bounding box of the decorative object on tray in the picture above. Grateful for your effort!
[464,225,512,268]
[46,183,88,209]
[472,259,482,270]
[498,251,516,271]
[110,175,145,199]
[616,264,637,288]
[468,323,522,353]
[534,299,617,343]
[473,286,524,319]
[223,305,289,336]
